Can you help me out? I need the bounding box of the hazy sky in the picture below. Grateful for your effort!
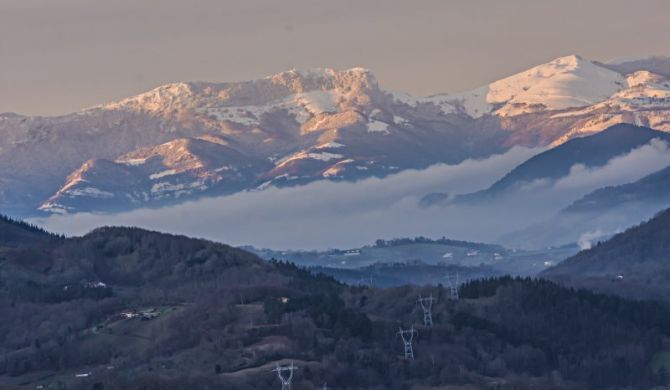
[2,0,670,116]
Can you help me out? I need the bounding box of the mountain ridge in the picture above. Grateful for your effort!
[422,124,670,206]
[4,55,670,215]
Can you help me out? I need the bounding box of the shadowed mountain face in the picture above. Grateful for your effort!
[475,125,670,197]
[3,56,670,216]
[422,124,670,206]
[500,154,670,250]
[564,164,670,214]
[542,208,670,301]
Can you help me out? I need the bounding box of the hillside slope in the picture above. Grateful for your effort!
[2,217,670,388]
[542,208,670,300]
[0,214,60,248]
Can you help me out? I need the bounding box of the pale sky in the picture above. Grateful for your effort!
[1,0,669,116]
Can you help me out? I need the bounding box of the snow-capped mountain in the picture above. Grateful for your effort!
[2,55,670,215]
[39,137,272,213]
[430,54,627,118]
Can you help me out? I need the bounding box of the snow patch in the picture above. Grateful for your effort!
[322,159,355,178]
[388,90,420,107]
[65,187,115,198]
[118,158,148,166]
[367,120,390,134]
[291,91,338,115]
[151,180,208,196]
[315,141,344,149]
[275,151,344,168]
[149,169,177,180]
[393,115,409,125]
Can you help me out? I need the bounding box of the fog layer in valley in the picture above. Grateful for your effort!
[33,140,670,250]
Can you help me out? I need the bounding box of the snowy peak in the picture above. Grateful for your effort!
[89,56,670,125]
[427,55,627,118]
[90,67,384,135]
[488,55,625,113]
[100,67,379,116]
[267,67,378,93]
[100,82,199,113]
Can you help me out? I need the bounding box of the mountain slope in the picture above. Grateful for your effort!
[39,137,272,213]
[500,161,670,250]
[542,208,670,300]
[0,214,57,247]
[474,124,670,198]
[423,124,670,206]
[565,164,670,214]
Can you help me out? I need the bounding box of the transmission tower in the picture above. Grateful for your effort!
[357,276,374,287]
[397,325,418,360]
[446,274,460,300]
[272,362,298,390]
[319,383,331,390]
[417,294,436,326]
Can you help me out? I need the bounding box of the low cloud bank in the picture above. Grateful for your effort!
[32,140,670,250]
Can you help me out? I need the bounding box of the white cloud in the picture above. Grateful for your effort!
[31,139,670,250]
[32,147,540,249]
[554,138,670,190]
[577,229,605,250]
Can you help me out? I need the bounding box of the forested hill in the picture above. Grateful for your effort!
[3,216,670,388]
[0,214,61,247]
[542,208,670,300]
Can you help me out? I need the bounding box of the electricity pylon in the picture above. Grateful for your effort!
[417,294,436,326]
[272,362,297,390]
[398,325,418,360]
[446,274,460,300]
